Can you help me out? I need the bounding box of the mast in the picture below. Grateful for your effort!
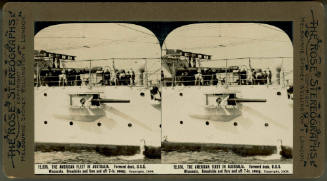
[144,58,148,88]
[281,57,285,87]
[248,57,252,70]
[172,60,175,86]
[112,58,116,85]
[225,58,228,87]
[89,59,92,87]
[36,61,39,87]
[112,58,116,70]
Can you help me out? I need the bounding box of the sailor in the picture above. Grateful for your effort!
[207,68,213,85]
[126,71,131,85]
[104,69,110,85]
[116,70,120,85]
[216,97,222,109]
[150,86,161,101]
[179,72,185,86]
[34,73,37,86]
[110,69,116,85]
[262,70,267,85]
[252,69,257,85]
[71,69,77,86]
[56,57,61,68]
[192,58,196,68]
[80,97,86,107]
[59,69,67,86]
[212,69,218,85]
[119,70,126,85]
[287,85,293,99]
[203,68,209,85]
[268,69,272,85]
[132,70,136,85]
[66,69,72,86]
[240,68,247,85]
[47,70,52,86]
[247,69,253,85]
[194,69,203,85]
[75,70,81,86]
[81,70,88,86]
[236,69,241,85]
[41,73,46,86]
[160,70,164,85]
[256,69,263,85]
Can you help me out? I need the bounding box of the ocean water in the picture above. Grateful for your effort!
[162,150,292,164]
[35,150,292,164]
[34,151,160,164]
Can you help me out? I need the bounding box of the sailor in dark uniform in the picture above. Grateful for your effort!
[132,70,136,85]
[104,69,111,85]
[150,86,161,101]
[216,97,222,108]
[161,70,164,85]
[287,85,293,99]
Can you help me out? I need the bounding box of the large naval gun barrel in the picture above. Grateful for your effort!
[228,98,267,103]
[91,98,130,106]
[227,97,266,105]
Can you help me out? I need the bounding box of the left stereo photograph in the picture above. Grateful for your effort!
[34,23,162,164]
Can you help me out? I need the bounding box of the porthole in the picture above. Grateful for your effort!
[140,92,145,96]
[69,121,73,126]
[128,123,132,127]
[233,122,238,126]
[180,121,183,125]
[264,123,269,127]
[159,124,161,128]
[179,92,183,96]
[205,121,209,126]
[44,121,47,124]
[277,91,281,96]
[97,122,102,127]
[44,93,47,96]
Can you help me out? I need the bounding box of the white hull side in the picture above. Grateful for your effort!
[162,85,293,148]
[35,86,161,147]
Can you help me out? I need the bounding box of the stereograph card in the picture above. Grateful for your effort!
[1,1,325,179]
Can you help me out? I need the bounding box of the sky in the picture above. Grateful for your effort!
[163,23,293,73]
[35,23,293,81]
[35,23,161,79]
[35,23,161,59]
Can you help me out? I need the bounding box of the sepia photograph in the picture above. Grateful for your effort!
[34,23,162,164]
[161,23,293,164]
[3,1,325,177]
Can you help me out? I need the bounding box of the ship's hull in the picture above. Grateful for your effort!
[35,85,293,158]
[162,85,293,157]
[34,86,161,157]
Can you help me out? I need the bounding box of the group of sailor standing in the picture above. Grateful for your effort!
[167,67,273,86]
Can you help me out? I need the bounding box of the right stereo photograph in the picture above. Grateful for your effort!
[160,23,293,164]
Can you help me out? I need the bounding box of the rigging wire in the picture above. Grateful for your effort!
[116,23,156,37]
